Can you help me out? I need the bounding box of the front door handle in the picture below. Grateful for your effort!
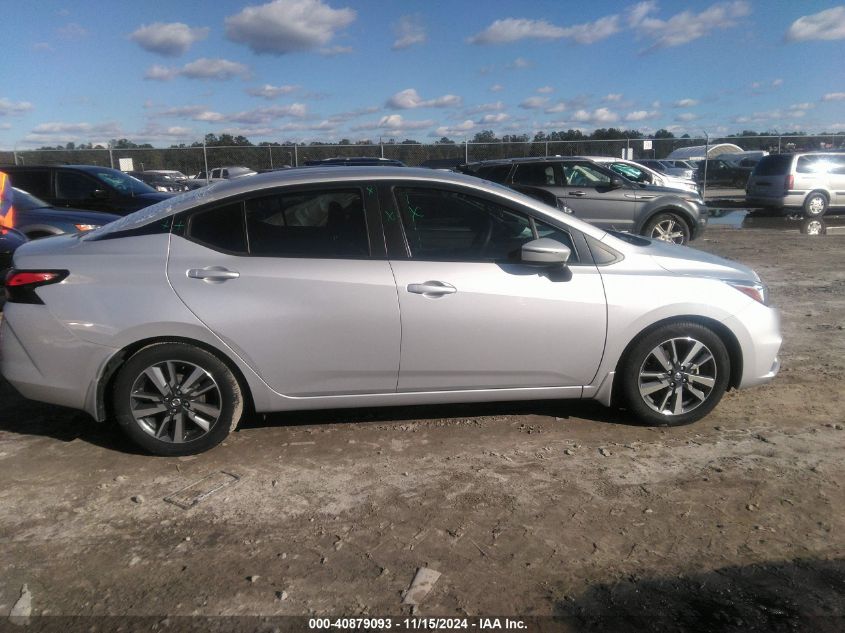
[407,281,457,297]
[568,191,586,197]
[187,266,240,283]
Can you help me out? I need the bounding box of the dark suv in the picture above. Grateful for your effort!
[459,157,708,244]
[0,165,173,216]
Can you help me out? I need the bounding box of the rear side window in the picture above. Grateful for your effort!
[753,155,793,176]
[188,202,248,254]
[245,189,369,258]
[6,170,51,197]
[476,165,512,183]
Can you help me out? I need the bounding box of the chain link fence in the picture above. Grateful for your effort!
[2,135,843,173]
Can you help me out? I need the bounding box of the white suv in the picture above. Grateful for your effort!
[746,152,845,216]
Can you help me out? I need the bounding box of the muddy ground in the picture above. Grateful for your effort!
[1,223,843,632]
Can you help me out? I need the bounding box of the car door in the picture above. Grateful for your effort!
[53,170,114,212]
[166,184,401,397]
[556,161,641,231]
[383,183,607,392]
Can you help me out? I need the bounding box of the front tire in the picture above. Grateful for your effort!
[644,213,691,245]
[803,192,828,217]
[619,322,730,427]
[112,343,243,456]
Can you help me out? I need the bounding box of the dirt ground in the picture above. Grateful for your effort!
[1,222,844,632]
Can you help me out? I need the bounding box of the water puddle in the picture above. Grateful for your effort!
[708,209,845,235]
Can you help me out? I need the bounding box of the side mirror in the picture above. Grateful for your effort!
[609,176,626,189]
[521,237,571,266]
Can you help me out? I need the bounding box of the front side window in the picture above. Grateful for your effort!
[563,163,612,187]
[395,187,536,262]
[245,189,369,258]
[56,172,99,200]
[94,169,156,195]
[513,163,562,186]
[609,163,648,183]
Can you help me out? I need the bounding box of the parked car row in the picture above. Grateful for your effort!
[1,166,781,455]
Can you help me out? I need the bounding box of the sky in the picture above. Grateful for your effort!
[4,0,845,148]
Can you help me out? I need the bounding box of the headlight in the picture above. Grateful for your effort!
[725,279,768,305]
[156,186,168,192]
[74,224,100,232]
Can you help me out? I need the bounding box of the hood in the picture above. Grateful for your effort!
[646,238,758,281]
[19,207,121,225]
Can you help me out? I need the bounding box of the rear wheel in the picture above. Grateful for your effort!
[112,343,243,456]
[644,213,690,245]
[620,322,730,426]
[803,192,828,217]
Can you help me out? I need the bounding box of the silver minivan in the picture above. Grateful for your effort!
[746,152,845,216]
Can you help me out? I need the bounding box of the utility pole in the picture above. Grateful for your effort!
[702,131,710,201]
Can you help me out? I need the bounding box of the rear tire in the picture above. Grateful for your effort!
[112,342,243,456]
[619,322,730,427]
[644,212,691,245]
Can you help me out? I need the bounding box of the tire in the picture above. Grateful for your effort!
[112,342,243,456]
[643,212,691,245]
[619,322,730,427]
[803,192,828,217]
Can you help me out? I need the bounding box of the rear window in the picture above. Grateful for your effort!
[753,155,793,176]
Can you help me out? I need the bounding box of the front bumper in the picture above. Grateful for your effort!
[722,302,782,389]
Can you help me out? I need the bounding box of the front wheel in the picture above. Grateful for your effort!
[803,192,828,217]
[112,342,243,456]
[619,322,730,426]
[644,213,690,245]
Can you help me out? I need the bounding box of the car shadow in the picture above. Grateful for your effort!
[1,375,642,454]
[556,557,845,632]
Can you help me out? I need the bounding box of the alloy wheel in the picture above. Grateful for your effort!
[650,218,687,244]
[128,360,222,443]
[637,337,717,416]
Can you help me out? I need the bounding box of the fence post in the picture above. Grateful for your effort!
[464,140,469,163]
[202,141,209,183]
[294,143,298,167]
[380,141,384,158]
[269,145,273,169]
[545,140,549,157]
[108,144,114,169]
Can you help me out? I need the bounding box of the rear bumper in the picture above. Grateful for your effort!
[0,304,114,417]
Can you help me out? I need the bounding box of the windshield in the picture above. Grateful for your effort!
[12,187,50,211]
[93,169,157,195]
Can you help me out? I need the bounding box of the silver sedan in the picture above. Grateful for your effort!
[1,167,781,455]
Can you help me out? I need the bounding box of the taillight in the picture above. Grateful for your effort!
[785,174,793,192]
[4,269,68,304]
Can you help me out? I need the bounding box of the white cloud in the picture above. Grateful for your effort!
[386,88,462,109]
[635,1,751,51]
[519,97,549,110]
[228,104,308,124]
[145,58,251,81]
[490,84,504,92]
[0,98,34,116]
[433,121,478,137]
[25,120,123,145]
[673,98,700,107]
[32,42,53,52]
[772,78,783,87]
[130,22,209,57]
[506,57,532,69]
[392,14,426,50]
[468,15,620,45]
[465,102,506,115]
[225,0,356,55]
[353,114,434,131]
[604,93,623,102]
[247,84,300,99]
[625,110,659,121]
[823,92,845,101]
[537,86,554,94]
[675,112,699,122]
[786,6,845,42]
[57,22,88,40]
[480,113,509,124]
[790,102,815,111]
[327,106,380,123]
[571,108,619,124]
[319,45,353,56]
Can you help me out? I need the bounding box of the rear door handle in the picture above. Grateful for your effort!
[407,281,457,297]
[187,266,240,283]
[568,191,586,197]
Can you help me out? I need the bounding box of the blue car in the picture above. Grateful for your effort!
[10,187,120,239]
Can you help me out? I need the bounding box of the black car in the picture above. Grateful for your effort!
[0,165,173,216]
[695,159,753,188]
[458,157,708,244]
[10,187,120,239]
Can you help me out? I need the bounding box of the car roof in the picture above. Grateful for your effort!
[86,166,609,241]
[465,156,584,167]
